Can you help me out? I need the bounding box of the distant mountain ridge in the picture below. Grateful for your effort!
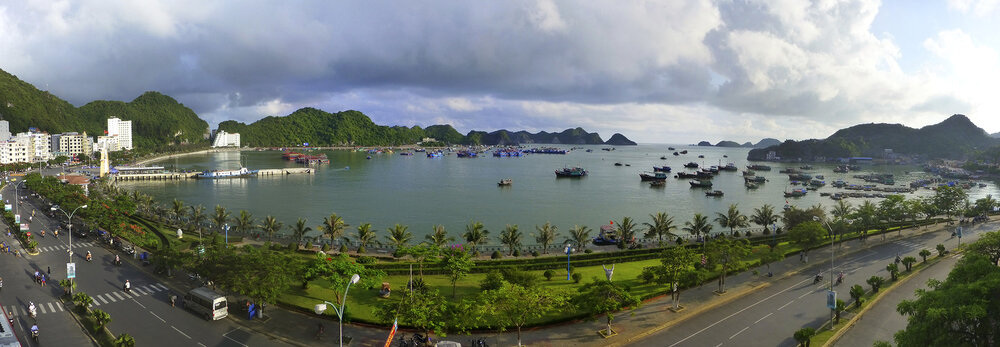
[747,114,996,161]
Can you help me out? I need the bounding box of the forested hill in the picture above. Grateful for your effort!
[0,69,209,151]
[747,114,998,160]
[217,107,630,146]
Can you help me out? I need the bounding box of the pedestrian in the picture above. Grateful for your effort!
[47,266,50,275]
[40,274,45,287]
[316,322,325,340]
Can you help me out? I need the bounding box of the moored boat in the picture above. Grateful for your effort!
[684,162,699,168]
[498,178,513,186]
[555,167,588,178]
[689,179,713,188]
[747,164,772,171]
[649,180,666,187]
[196,167,256,179]
[653,166,671,172]
[676,172,699,179]
[640,172,670,181]
[705,190,724,197]
[784,188,808,197]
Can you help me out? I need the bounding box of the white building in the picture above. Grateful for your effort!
[96,136,120,152]
[0,137,29,164]
[52,132,91,156]
[12,131,50,163]
[107,117,133,150]
[0,120,10,141]
[212,130,240,148]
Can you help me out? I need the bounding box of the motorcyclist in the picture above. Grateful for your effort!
[28,302,36,319]
[814,272,823,283]
[30,324,38,340]
[123,279,131,293]
[895,253,901,264]
[115,254,121,265]
[837,271,844,284]
[86,251,92,262]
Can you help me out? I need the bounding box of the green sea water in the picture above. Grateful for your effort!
[121,145,995,245]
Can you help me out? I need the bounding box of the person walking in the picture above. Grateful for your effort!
[46,266,50,275]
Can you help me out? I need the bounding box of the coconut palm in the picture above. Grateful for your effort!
[751,204,779,233]
[643,212,677,245]
[463,221,490,255]
[235,210,255,236]
[500,224,522,255]
[354,223,376,253]
[615,217,638,249]
[260,215,283,241]
[683,213,713,242]
[426,224,453,248]
[715,204,749,237]
[830,200,853,222]
[319,213,348,246]
[853,200,878,238]
[291,218,311,247]
[534,222,559,254]
[170,199,186,222]
[189,205,206,236]
[385,223,412,250]
[567,225,592,250]
[213,205,231,232]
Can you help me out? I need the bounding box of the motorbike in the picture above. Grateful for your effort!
[813,274,823,284]
[29,305,37,320]
[31,327,38,342]
[837,274,844,285]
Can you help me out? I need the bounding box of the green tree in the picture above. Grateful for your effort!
[919,249,932,263]
[834,299,846,323]
[933,185,967,221]
[93,309,111,329]
[830,200,853,222]
[683,213,713,243]
[213,205,231,232]
[113,333,136,347]
[534,222,559,254]
[170,198,186,222]
[385,223,412,251]
[793,327,816,347]
[706,237,752,293]
[319,213,348,246]
[867,275,885,293]
[235,210,255,235]
[567,225,592,250]
[463,221,489,255]
[751,204,780,233]
[974,194,997,217]
[886,263,900,281]
[223,247,295,317]
[259,215,283,241]
[353,223,376,253]
[426,224,454,248]
[901,256,917,272]
[967,230,1000,265]
[615,217,638,249]
[398,244,440,278]
[500,224,522,256]
[787,221,826,251]
[291,218,312,247]
[189,204,206,235]
[652,245,698,310]
[782,204,826,231]
[72,292,94,311]
[442,245,474,297]
[574,278,641,337]
[715,204,749,237]
[849,284,865,308]
[759,245,785,276]
[643,212,678,245]
[374,288,451,338]
[479,282,570,346]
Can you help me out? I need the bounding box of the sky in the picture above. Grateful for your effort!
[1,0,999,144]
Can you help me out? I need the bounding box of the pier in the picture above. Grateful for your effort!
[112,167,314,181]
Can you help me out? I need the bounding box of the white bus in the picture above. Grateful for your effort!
[183,287,228,320]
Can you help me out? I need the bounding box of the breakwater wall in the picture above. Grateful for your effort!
[112,168,314,181]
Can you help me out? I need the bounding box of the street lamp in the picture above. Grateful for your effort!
[52,204,88,293]
[315,273,360,347]
[564,242,575,280]
[814,216,836,327]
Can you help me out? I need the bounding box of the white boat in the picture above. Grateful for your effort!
[196,167,256,179]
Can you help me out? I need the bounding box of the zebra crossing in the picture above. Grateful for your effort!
[4,283,170,317]
[35,241,98,253]
[894,240,925,250]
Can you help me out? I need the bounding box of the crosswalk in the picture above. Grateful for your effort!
[35,241,98,253]
[4,283,170,317]
[895,240,925,250]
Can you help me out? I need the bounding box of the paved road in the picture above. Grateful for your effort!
[631,220,995,347]
[3,182,292,347]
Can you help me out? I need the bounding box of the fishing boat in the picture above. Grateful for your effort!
[640,172,670,181]
[788,173,813,181]
[743,170,756,176]
[196,167,256,179]
[660,156,667,160]
[833,166,849,173]
[744,176,766,183]
[668,147,676,150]
[498,178,513,186]
[555,167,588,178]
[745,182,759,189]
[592,225,620,246]
[722,163,739,171]
[614,162,624,167]
[653,166,671,172]
[784,188,808,198]
[673,152,680,156]
[586,149,593,153]
[698,155,705,158]
[426,152,442,158]
[684,162,699,168]
[676,172,699,179]
[800,165,813,170]
[747,164,772,171]
[689,180,713,188]
[649,180,666,187]
[680,150,688,154]
[705,190,724,197]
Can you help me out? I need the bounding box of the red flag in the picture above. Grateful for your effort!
[104,130,108,135]
[609,220,614,225]
[383,318,398,347]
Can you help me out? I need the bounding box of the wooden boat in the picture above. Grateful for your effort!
[640,172,670,181]
[747,164,772,171]
[684,162,699,168]
[745,182,759,189]
[705,190,724,197]
[676,172,699,179]
[498,178,513,186]
[668,147,676,150]
[614,162,624,167]
[689,180,713,188]
[784,188,808,197]
[649,180,666,187]
[653,166,671,172]
[555,167,587,178]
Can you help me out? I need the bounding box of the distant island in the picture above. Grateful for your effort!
[747,114,996,161]
[692,138,781,148]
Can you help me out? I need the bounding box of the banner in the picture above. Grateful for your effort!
[67,263,76,279]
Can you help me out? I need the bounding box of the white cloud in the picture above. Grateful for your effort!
[948,0,1000,16]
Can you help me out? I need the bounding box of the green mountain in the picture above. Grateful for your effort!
[747,114,997,161]
[605,133,637,145]
[0,69,209,151]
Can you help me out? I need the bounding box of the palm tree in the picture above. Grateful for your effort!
[260,215,283,241]
[463,221,490,255]
[170,199,186,223]
[426,224,453,248]
[319,213,348,247]
[534,222,559,254]
[385,223,412,250]
[643,212,677,245]
[189,205,206,236]
[715,204,749,237]
[235,210,255,236]
[853,200,878,239]
[291,218,311,248]
[751,204,779,236]
[500,224,522,255]
[615,217,638,249]
[567,225,592,250]
[354,223,377,253]
[213,205,231,232]
[830,200,853,222]
[683,213,713,242]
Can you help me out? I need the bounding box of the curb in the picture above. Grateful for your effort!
[821,252,959,347]
[60,297,104,347]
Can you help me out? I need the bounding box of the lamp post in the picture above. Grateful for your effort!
[814,216,836,327]
[52,204,88,293]
[564,243,575,280]
[315,273,360,347]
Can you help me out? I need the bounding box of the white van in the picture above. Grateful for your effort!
[184,287,228,320]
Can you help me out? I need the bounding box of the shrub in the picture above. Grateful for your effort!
[407,277,428,292]
[287,242,297,251]
[501,269,538,288]
[531,251,539,257]
[491,250,502,259]
[357,245,366,254]
[357,256,377,265]
[512,249,521,257]
[936,244,946,257]
[572,272,583,283]
[584,249,594,254]
[480,271,504,291]
[340,244,349,253]
[321,243,330,252]
[638,266,657,284]
[304,242,313,251]
[543,270,554,281]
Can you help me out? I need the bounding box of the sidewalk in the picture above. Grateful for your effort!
[137,220,961,347]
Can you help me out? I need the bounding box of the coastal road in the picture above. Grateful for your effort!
[5,183,292,347]
[631,220,994,347]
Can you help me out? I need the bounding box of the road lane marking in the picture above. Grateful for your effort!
[47,303,55,312]
[754,313,773,324]
[38,305,46,314]
[777,300,794,311]
[729,326,750,340]
[172,326,191,339]
[198,343,207,347]
[133,299,147,309]
[112,292,126,300]
[798,291,812,299]
[155,283,169,290]
[669,278,812,347]
[97,295,109,304]
[56,302,64,312]
[222,329,250,347]
[149,311,165,323]
[103,294,116,303]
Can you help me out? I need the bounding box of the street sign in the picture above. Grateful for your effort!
[14,213,19,223]
[20,223,29,231]
[826,290,837,309]
[67,262,76,279]
[4,204,11,211]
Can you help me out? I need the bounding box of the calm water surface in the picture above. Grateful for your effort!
[122,145,999,243]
